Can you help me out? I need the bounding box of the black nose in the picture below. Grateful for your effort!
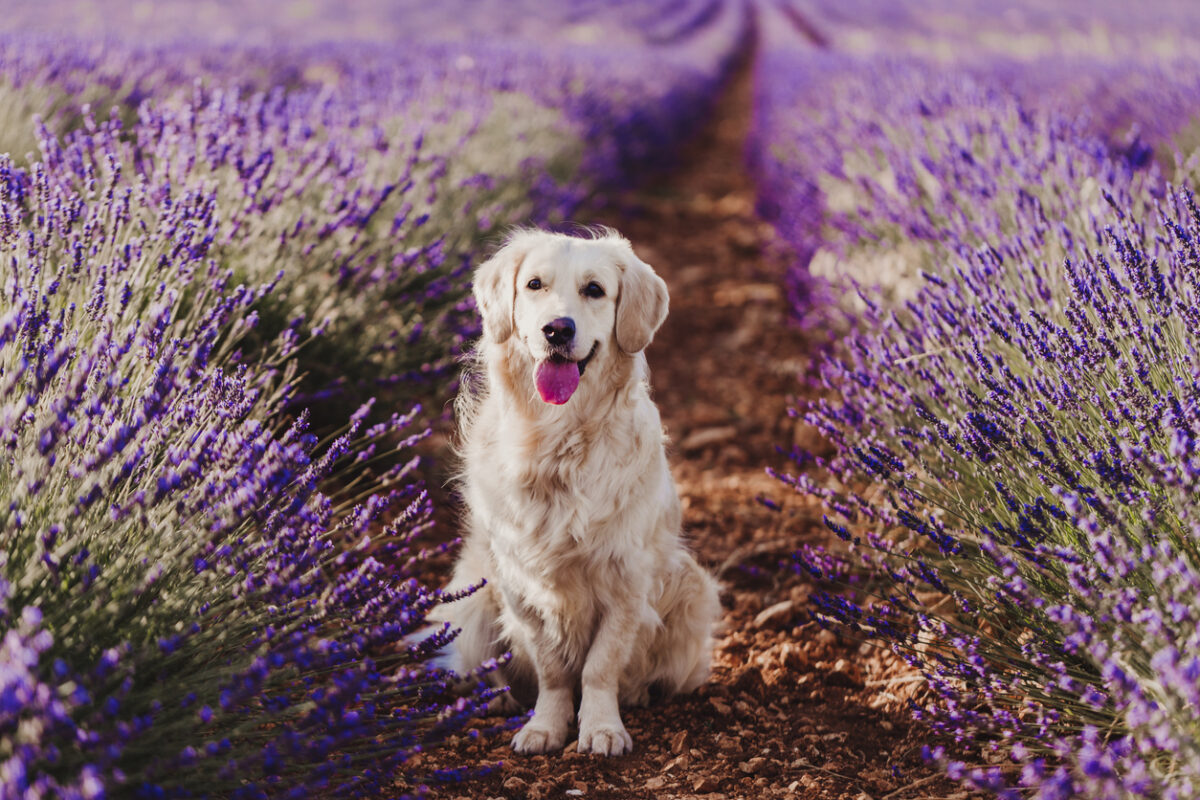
[542,317,576,347]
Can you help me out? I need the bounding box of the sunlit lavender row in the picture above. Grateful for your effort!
[782,0,1200,61]
[0,0,744,405]
[753,1,1200,798]
[0,0,732,49]
[751,1,1200,310]
[0,2,745,796]
[0,130,486,796]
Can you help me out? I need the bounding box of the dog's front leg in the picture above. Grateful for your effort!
[577,599,638,756]
[510,643,574,754]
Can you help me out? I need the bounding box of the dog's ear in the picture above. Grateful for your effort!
[473,235,528,343]
[615,252,669,354]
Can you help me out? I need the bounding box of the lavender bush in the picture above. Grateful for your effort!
[786,180,1200,799]
[0,137,493,795]
[754,2,1200,797]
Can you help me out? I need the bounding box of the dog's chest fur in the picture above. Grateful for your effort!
[474,399,657,559]
[462,363,669,650]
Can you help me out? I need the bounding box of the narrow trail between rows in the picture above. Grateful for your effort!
[420,50,962,800]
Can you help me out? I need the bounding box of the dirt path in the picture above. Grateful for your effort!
[419,51,963,800]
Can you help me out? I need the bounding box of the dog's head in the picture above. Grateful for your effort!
[473,228,668,405]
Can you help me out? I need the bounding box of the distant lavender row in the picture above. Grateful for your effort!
[750,28,1200,308]
[0,2,747,795]
[753,3,1200,798]
[0,2,744,404]
[0,0,730,49]
[783,0,1200,60]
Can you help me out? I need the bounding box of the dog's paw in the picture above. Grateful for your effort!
[511,723,568,754]
[577,720,633,756]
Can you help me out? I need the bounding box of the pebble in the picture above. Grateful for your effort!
[753,599,795,629]
[709,697,732,715]
[663,754,690,772]
[717,735,744,756]
[681,425,739,452]
[731,665,767,699]
[693,776,720,792]
[502,777,528,793]
[742,756,778,776]
[826,658,864,688]
[778,642,808,671]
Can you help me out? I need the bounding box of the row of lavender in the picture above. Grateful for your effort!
[0,2,746,796]
[1,0,745,403]
[753,2,1200,798]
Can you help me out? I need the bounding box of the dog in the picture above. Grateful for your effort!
[435,227,721,756]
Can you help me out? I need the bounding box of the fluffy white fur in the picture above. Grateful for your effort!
[435,227,721,757]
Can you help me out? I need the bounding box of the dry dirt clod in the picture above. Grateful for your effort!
[753,598,796,629]
[663,754,690,772]
[818,656,865,689]
[501,776,528,793]
[716,734,744,757]
[680,425,739,452]
[709,697,732,715]
[731,665,767,700]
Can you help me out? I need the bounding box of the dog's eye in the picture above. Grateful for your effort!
[582,281,605,299]
[526,278,542,290]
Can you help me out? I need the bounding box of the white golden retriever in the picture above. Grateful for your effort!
[437,227,721,756]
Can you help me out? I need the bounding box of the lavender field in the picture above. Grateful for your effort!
[3,0,1200,798]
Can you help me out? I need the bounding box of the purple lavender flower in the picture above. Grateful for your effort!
[755,3,1200,797]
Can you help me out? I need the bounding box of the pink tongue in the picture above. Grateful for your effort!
[535,360,580,405]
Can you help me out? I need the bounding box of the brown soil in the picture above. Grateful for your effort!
[413,55,969,800]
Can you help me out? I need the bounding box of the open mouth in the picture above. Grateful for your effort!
[535,341,599,405]
[548,341,599,374]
